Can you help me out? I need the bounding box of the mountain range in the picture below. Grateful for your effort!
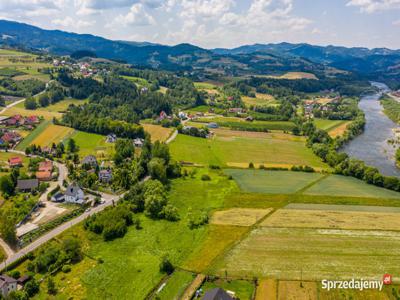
[1,19,400,80]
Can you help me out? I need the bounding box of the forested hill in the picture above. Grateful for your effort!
[1,19,400,86]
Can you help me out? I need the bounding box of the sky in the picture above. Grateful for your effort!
[0,0,400,49]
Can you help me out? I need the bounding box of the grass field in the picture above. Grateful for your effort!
[271,72,318,80]
[15,120,50,151]
[242,93,278,107]
[68,131,115,159]
[122,75,151,88]
[212,227,400,280]
[314,119,346,132]
[211,208,272,226]
[329,121,351,137]
[30,124,75,147]
[37,99,88,112]
[194,82,218,90]
[226,169,400,199]
[156,270,195,300]
[170,133,326,169]
[225,170,324,194]
[256,279,276,300]
[141,123,173,142]
[304,174,400,199]
[3,105,62,120]
[261,208,400,231]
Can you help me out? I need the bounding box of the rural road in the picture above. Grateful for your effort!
[165,129,178,144]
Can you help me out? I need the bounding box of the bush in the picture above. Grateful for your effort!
[201,174,211,181]
[161,204,180,221]
[24,278,39,297]
[62,265,71,273]
[159,257,174,275]
[249,162,255,169]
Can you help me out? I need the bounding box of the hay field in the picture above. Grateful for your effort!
[170,133,326,169]
[261,209,400,231]
[242,93,277,107]
[304,174,400,199]
[314,119,345,132]
[141,123,173,142]
[211,208,273,226]
[278,281,317,300]
[255,279,277,300]
[212,227,400,280]
[329,121,351,137]
[224,170,324,194]
[3,105,62,120]
[269,72,318,80]
[30,124,75,147]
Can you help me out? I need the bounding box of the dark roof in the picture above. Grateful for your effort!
[82,155,98,165]
[65,183,82,197]
[202,288,233,300]
[52,192,65,201]
[17,275,31,284]
[17,179,39,190]
[0,274,17,288]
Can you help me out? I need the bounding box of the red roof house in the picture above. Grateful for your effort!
[8,157,23,167]
[36,171,52,181]
[38,161,53,172]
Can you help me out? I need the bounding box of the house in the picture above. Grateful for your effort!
[8,156,23,167]
[99,169,112,183]
[207,122,219,129]
[0,274,17,297]
[106,133,117,143]
[51,192,65,203]
[24,115,39,125]
[17,275,31,288]
[82,155,98,167]
[0,116,11,125]
[65,183,85,204]
[133,138,144,148]
[2,132,21,144]
[36,171,52,181]
[141,87,149,94]
[228,108,246,114]
[38,160,53,172]
[202,288,233,300]
[17,179,39,192]
[245,116,254,122]
[159,111,168,120]
[178,111,187,119]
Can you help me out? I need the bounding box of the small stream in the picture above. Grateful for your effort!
[342,82,400,177]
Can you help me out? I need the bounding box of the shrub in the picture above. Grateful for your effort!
[201,174,211,181]
[249,162,255,169]
[24,278,39,297]
[62,265,71,273]
[159,257,174,275]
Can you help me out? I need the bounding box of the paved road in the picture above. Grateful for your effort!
[0,86,49,115]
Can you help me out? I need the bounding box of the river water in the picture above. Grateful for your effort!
[342,82,400,177]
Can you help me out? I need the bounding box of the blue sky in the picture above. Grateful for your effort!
[0,0,399,49]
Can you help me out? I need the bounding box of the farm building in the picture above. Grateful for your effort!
[17,179,39,192]
[36,171,52,181]
[0,274,17,297]
[8,156,23,167]
[38,160,53,172]
[134,138,144,147]
[202,288,233,300]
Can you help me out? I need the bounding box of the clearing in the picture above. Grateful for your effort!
[170,133,326,169]
[141,123,173,142]
[211,208,273,226]
[68,131,115,159]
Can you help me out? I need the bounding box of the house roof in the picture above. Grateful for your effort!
[36,171,52,180]
[0,274,17,288]
[82,155,98,165]
[65,183,83,197]
[17,179,39,190]
[8,157,23,165]
[202,288,233,300]
[52,192,65,201]
[38,161,53,172]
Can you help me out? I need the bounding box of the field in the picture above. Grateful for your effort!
[266,72,318,80]
[122,75,151,87]
[194,82,218,90]
[170,133,326,169]
[194,116,295,132]
[211,226,400,280]
[304,174,400,199]
[0,48,52,82]
[156,270,195,300]
[225,170,324,194]
[3,105,62,120]
[242,93,278,107]
[15,120,50,151]
[36,98,88,112]
[329,121,351,137]
[68,131,115,159]
[226,169,400,198]
[141,123,173,142]
[261,208,400,231]
[314,119,346,132]
[29,124,75,147]
[210,208,273,226]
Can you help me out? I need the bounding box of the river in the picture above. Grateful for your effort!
[342,82,400,177]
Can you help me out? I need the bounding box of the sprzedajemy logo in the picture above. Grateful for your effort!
[321,274,393,291]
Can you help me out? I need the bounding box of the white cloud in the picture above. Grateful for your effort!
[52,16,95,28]
[108,3,155,27]
[346,0,400,13]
[393,19,400,25]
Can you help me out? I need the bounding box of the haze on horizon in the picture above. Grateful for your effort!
[0,0,399,49]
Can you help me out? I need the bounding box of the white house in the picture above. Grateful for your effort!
[64,183,85,204]
[0,275,17,297]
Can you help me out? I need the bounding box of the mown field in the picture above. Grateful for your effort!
[36,99,88,112]
[226,169,400,199]
[170,132,326,169]
[141,123,173,142]
[29,124,75,147]
[314,118,346,132]
[15,120,51,150]
[193,116,295,132]
[68,131,115,159]
[3,105,62,120]
[242,93,278,107]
